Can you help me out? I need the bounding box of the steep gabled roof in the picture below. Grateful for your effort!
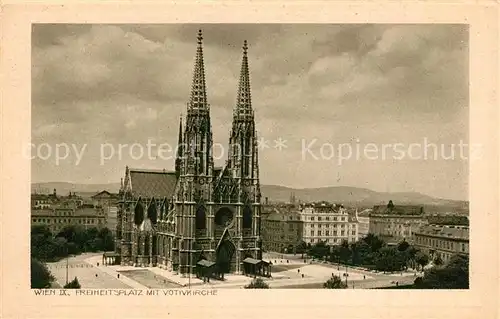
[128,169,178,198]
[91,190,118,199]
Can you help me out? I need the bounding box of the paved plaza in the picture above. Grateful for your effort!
[46,252,418,289]
[47,253,131,289]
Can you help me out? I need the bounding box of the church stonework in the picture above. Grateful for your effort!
[114,30,262,275]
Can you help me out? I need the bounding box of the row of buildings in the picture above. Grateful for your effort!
[261,200,469,263]
[31,189,119,235]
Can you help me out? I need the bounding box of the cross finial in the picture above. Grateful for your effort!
[197,29,203,45]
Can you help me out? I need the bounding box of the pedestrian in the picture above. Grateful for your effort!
[97,262,99,267]
[117,274,120,279]
[396,281,399,287]
[95,274,98,277]
[363,275,365,280]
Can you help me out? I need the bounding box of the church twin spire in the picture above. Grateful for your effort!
[234,40,253,119]
[188,30,209,112]
[177,30,257,182]
[185,29,253,119]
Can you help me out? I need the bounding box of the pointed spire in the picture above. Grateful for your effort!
[175,114,183,178]
[188,29,209,111]
[178,114,183,142]
[234,40,253,118]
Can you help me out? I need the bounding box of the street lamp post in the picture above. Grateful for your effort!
[345,264,348,287]
[66,254,69,285]
[65,246,69,285]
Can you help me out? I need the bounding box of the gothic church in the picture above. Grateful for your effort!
[115,30,263,275]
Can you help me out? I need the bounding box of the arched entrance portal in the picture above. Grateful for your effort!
[216,240,236,273]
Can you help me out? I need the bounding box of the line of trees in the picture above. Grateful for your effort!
[31,224,114,289]
[414,254,469,289]
[31,225,115,262]
[299,234,430,271]
[299,234,431,272]
[299,234,468,289]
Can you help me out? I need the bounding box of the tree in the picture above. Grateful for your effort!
[31,225,55,261]
[98,228,115,251]
[350,242,360,265]
[339,240,351,264]
[66,241,80,255]
[434,255,444,266]
[323,275,347,289]
[375,247,405,272]
[415,254,469,289]
[31,258,54,288]
[64,277,81,289]
[362,233,385,253]
[53,236,69,258]
[406,246,419,269]
[397,240,410,252]
[387,200,394,210]
[57,225,86,250]
[310,241,329,259]
[87,238,103,252]
[415,251,430,271]
[245,278,269,289]
[31,225,53,238]
[296,241,308,258]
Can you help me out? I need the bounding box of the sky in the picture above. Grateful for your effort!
[31,24,469,200]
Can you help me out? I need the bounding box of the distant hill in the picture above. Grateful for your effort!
[31,182,121,197]
[31,182,468,213]
[261,185,468,213]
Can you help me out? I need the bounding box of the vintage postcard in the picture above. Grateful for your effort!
[1,1,498,319]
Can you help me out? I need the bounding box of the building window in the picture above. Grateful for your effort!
[326,231,330,236]
[318,217,322,221]
[310,230,314,236]
[318,231,322,236]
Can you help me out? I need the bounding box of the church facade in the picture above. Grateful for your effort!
[115,30,263,275]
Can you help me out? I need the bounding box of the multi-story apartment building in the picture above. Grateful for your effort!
[368,201,428,243]
[413,224,469,264]
[91,190,120,236]
[31,189,60,209]
[31,190,107,234]
[31,206,107,234]
[261,208,303,253]
[300,202,358,245]
[355,209,371,239]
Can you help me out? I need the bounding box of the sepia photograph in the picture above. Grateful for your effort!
[29,23,471,290]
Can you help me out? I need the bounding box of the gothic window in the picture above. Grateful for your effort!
[134,202,144,226]
[196,206,206,230]
[242,206,252,229]
[147,201,157,224]
[215,207,234,227]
